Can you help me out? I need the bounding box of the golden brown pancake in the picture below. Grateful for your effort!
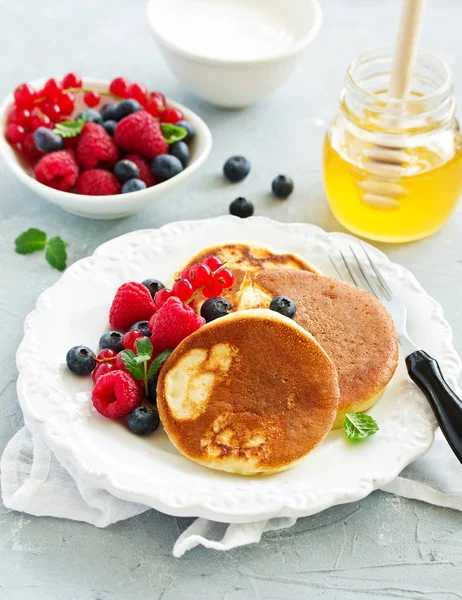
[237,270,399,427]
[157,309,339,475]
[171,243,319,313]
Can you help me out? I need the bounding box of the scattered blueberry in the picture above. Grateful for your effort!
[223,156,251,183]
[272,175,294,199]
[114,99,142,121]
[100,102,119,121]
[270,296,297,319]
[229,196,254,218]
[122,178,146,193]
[146,377,158,404]
[76,108,103,125]
[175,120,195,141]
[130,321,152,337]
[169,140,189,167]
[127,406,160,435]
[142,279,165,298]
[151,154,183,181]
[99,330,124,353]
[114,159,140,182]
[102,120,117,136]
[66,346,96,375]
[200,296,232,323]
[33,127,64,153]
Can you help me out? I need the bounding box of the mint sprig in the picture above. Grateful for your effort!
[15,228,68,271]
[161,123,187,144]
[121,339,172,395]
[53,113,86,138]
[344,412,379,440]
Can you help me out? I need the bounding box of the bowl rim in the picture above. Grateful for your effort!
[0,77,213,206]
[145,0,322,67]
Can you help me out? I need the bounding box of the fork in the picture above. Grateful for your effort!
[331,245,462,463]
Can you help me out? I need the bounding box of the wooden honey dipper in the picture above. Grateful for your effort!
[359,0,426,210]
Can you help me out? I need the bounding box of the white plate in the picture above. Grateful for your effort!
[16,217,461,523]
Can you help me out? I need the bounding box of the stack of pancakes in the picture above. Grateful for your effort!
[157,243,399,475]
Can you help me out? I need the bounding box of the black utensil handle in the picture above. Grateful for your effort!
[406,350,462,463]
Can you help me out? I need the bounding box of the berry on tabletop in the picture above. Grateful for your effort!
[229,196,254,218]
[223,155,251,183]
[272,174,294,199]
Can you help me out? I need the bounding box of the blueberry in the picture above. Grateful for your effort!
[146,377,158,404]
[33,127,64,153]
[223,156,251,183]
[100,102,119,121]
[122,178,146,193]
[130,321,152,337]
[175,120,195,141]
[272,175,294,199]
[66,346,96,375]
[76,108,103,125]
[114,159,140,182]
[270,296,296,319]
[142,278,165,298]
[127,406,160,435]
[229,196,254,218]
[102,120,117,136]
[114,99,142,121]
[169,140,189,167]
[99,330,124,353]
[151,154,183,181]
[200,296,232,323]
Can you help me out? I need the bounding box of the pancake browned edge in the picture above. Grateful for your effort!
[239,270,399,428]
[171,243,320,313]
[157,309,339,475]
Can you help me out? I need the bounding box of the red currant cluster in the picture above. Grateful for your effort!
[155,256,235,309]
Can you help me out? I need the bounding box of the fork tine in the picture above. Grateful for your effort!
[361,244,393,300]
[329,255,345,280]
[349,245,383,300]
[339,250,362,287]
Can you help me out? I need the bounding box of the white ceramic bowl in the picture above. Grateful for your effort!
[146,0,322,108]
[0,78,212,220]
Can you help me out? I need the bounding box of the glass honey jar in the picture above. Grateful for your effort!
[323,48,462,243]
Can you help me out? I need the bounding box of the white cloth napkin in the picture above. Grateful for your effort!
[2,419,461,558]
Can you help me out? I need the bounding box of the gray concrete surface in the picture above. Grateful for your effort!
[1,0,461,598]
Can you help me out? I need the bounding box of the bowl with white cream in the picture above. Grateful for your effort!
[146,0,322,108]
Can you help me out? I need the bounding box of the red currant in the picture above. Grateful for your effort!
[41,102,61,121]
[202,279,224,299]
[172,279,194,301]
[109,77,130,98]
[154,288,172,308]
[57,92,75,115]
[30,112,52,131]
[122,330,145,352]
[83,91,100,107]
[62,72,82,89]
[7,107,31,128]
[127,83,147,105]
[14,83,36,108]
[214,268,235,288]
[189,263,212,288]
[203,255,223,271]
[44,78,63,100]
[97,348,117,361]
[6,124,25,144]
[92,362,115,385]
[145,97,164,118]
[115,352,130,374]
[161,107,184,124]
[150,91,166,107]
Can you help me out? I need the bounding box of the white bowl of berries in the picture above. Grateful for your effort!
[0,75,212,219]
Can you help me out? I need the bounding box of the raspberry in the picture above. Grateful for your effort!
[62,72,82,89]
[76,169,121,195]
[92,371,143,418]
[84,91,100,107]
[122,330,145,352]
[161,107,184,124]
[76,123,119,169]
[110,77,130,98]
[109,282,156,331]
[124,154,157,187]
[34,149,79,191]
[149,296,205,352]
[114,111,168,160]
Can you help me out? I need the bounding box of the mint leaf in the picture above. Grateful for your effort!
[147,349,173,380]
[161,123,187,144]
[344,412,379,441]
[45,236,67,271]
[54,113,86,138]
[121,350,144,380]
[15,228,47,254]
[135,337,153,361]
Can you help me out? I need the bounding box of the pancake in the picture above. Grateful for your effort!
[171,243,319,313]
[157,309,339,475]
[235,270,399,427]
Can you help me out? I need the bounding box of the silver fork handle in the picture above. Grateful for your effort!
[406,350,462,463]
